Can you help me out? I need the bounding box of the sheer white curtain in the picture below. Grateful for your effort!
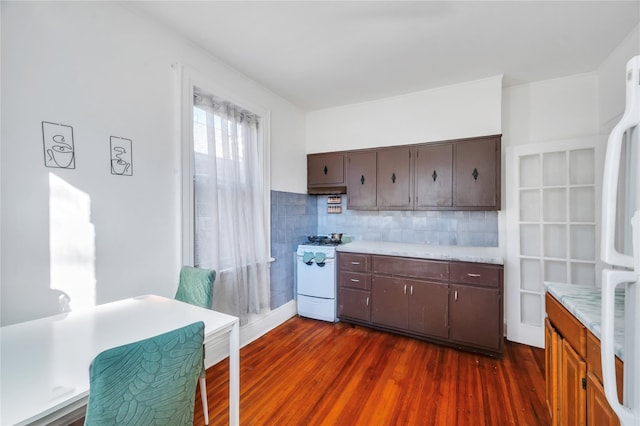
[193,92,269,324]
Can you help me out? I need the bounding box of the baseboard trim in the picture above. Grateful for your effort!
[204,300,297,368]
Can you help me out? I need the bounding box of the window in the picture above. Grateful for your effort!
[183,85,271,323]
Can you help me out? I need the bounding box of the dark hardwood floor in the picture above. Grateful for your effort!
[194,316,550,426]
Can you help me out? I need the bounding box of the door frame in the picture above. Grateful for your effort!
[505,136,605,348]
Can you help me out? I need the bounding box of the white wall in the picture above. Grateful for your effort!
[305,76,503,153]
[502,73,599,147]
[0,2,306,325]
[597,24,640,132]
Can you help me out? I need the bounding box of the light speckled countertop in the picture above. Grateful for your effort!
[545,282,625,360]
[336,240,503,265]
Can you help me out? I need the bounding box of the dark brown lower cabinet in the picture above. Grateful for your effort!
[371,276,407,329]
[407,279,449,339]
[338,251,503,357]
[338,288,370,323]
[371,277,449,339]
[449,284,501,351]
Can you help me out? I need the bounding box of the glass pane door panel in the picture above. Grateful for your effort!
[520,190,540,222]
[571,263,595,285]
[543,152,566,186]
[520,259,541,291]
[545,260,567,282]
[520,224,540,256]
[570,225,595,260]
[543,189,566,222]
[570,149,595,185]
[569,187,595,222]
[520,154,540,188]
[544,224,566,258]
[521,293,542,326]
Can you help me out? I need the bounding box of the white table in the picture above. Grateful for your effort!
[0,295,240,426]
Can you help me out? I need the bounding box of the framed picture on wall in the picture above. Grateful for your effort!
[42,121,75,169]
[110,136,133,176]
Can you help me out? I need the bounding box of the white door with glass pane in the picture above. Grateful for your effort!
[505,136,605,348]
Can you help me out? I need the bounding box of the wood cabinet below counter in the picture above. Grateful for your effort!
[545,293,623,426]
[338,251,504,356]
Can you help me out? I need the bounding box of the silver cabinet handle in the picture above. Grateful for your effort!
[366,296,369,306]
[351,261,361,265]
[404,284,407,295]
[350,278,360,283]
[454,290,458,301]
[467,273,481,277]
[410,285,413,296]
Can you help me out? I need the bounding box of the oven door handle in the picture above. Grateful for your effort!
[297,257,335,265]
[315,258,335,267]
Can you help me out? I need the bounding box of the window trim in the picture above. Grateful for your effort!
[175,63,271,267]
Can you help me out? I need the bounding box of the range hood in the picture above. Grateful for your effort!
[307,185,347,195]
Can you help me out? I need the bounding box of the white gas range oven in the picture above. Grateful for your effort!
[296,236,342,322]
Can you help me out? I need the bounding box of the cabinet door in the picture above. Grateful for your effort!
[408,280,448,339]
[561,339,587,426]
[307,153,344,186]
[338,288,371,322]
[545,318,561,425]
[347,151,377,209]
[454,137,499,208]
[371,276,408,329]
[449,284,501,351]
[415,143,453,208]
[586,372,620,426]
[377,146,412,209]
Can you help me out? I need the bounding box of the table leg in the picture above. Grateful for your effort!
[229,321,240,426]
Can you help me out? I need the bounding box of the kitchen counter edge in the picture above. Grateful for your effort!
[336,240,503,265]
[545,281,625,360]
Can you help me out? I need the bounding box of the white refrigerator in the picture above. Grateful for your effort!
[601,55,640,426]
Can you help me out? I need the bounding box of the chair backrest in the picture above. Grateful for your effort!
[84,321,205,426]
[174,266,215,309]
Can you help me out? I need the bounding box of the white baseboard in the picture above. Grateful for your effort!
[204,300,297,368]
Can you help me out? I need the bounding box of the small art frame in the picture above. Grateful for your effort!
[42,121,75,169]
[110,136,133,176]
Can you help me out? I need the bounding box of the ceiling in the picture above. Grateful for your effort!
[129,1,640,111]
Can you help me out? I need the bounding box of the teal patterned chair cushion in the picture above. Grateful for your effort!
[174,266,215,309]
[84,321,205,426]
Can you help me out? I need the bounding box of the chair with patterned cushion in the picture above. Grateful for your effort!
[84,321,205,426]
[175,266,216,309]
[174,266,216,424]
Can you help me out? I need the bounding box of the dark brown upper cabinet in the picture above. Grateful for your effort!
[332,134,501,211]
[347,150,377,209]
[415,143,453,209]
[377,146,413,209]
[307,152,346,194]
[454,136,501,209]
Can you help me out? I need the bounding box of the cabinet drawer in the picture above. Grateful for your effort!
[338,253,370,272]
[339,271,371,290]
[372,256,449,281]
[546,293,586,358]
[450,262,500,287]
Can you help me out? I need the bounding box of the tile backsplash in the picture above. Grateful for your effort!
[317,196,498,247]
[269,191,317,308]
[269,190,499,309]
